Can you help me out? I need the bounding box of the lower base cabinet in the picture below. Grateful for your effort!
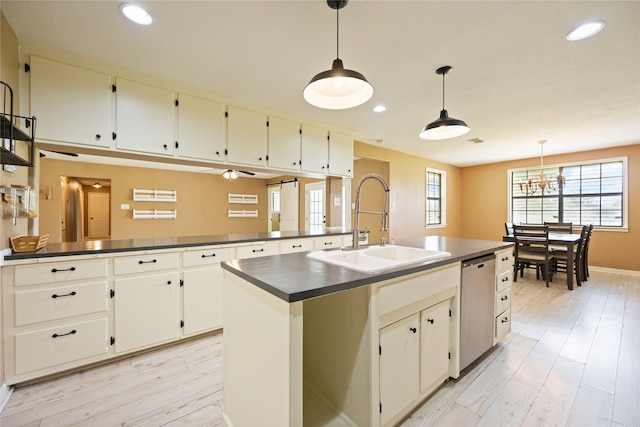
[183,266,223,336]
[114,272,181,353]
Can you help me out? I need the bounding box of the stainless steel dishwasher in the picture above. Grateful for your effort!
[460,253,496,370]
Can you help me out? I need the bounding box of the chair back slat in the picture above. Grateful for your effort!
[544,222,573,234]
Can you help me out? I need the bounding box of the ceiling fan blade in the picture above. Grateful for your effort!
[51,150,79,157]
[239,170,255,176]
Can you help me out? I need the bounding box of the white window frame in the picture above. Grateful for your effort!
[507,156,628,231]
[426,167,447,228]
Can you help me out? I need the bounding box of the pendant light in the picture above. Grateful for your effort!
[303,0,373,110]
[419,66,470,140]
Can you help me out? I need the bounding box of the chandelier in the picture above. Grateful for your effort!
[519,140,565,196]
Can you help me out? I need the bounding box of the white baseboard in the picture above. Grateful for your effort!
[0,383,14,413]
[591,266,640,277]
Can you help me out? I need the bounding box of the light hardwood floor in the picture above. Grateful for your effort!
[1,270,638,427]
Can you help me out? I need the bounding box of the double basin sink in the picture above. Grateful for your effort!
[307,244,451,273]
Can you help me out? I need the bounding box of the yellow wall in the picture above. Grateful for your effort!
[354,141,463,241]
[461,144,640,271]
[39,158,270,242]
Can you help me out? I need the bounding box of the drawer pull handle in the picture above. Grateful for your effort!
[138,259,157,264]
[426,318,434,324]
[501,317,509,323]
[501,295,509,301]
[324,242,333,245]
[51,267,76,273]
[409,327,417,333]
[502,277,509,282]
[502,256,510,261]
[252,249,264,253]
[293,245,302,248]
[52,291,77,299]
[52,329,77,338]
[201,253,216,258]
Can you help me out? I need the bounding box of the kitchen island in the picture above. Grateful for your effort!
[221,236,513,427]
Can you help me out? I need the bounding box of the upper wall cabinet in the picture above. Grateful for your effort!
[267,116,300,171]
[29,56,111,148]
[328,131,353,177]
[226,106,267,167]
[300,124,329,174]
[177,94,225,162]
[115,78,176,156]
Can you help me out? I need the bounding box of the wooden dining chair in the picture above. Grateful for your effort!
[513,224,554,287]
[582,224,594,281]
[551,224,590,285]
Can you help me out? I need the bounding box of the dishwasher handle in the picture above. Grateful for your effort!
[462,254,495,269]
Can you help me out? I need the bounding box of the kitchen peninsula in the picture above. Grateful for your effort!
[221,236,513,427]
[0,229,350,385]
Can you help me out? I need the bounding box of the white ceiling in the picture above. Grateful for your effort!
[2,1,639,168]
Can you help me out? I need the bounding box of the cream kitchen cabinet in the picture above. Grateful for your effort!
[235,241,279,259]
[29,55,112,148]
[328,131,354,177]
[115,77,176,156]
[2,256,110,385]
[419,299,451,393]
[313,235,342,250]
[494,249,513,343]
[300,124,329,174]
[279,238,314,254]
[177,93,226,162]
[226,105,267,167]
[114,271,181,353]
[181,246,235,336]
[267,116,301,171]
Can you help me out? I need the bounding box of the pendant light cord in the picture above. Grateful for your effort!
[441,72,446,110]
[336,6,340,59]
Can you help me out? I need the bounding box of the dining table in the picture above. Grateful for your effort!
[503,232,583,290]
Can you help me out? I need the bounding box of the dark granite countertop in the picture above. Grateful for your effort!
[3,229,350,261]
[221,236,514,303]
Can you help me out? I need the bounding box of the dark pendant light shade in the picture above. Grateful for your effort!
[419,66,470,140]
[303,0,373,110]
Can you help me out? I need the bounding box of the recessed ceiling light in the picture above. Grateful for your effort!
[373,105,386,113]
[566,20,605,41]
[120,3,153,26]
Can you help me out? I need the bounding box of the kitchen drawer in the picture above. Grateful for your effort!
[495,288,511,316]
[15,317,108,375]
[183,247,234,267]
[378,264,460,317]
[15,281,108,326]
[235,242,278,259]
[14,258,107,287]
[114,252,178,275]
[313,236,342,250]
[495,309,511,340]
[495,249,513,274]
[496,270,512,293]
[279,239,313,254]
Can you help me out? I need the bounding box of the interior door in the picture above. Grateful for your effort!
[279,181,299,231]
[88,192,110,239]
[305,182,326,232]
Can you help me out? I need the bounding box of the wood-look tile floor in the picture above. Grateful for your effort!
[1,270,638,427]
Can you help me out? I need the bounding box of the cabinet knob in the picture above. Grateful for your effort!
[167,280,172,285]
[258,157,263,161]
[426,318,434,324]
[163,144,168,149]
[409,327,417,333]
[96,134,101,140]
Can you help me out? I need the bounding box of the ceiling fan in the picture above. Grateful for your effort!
[222,169,255,180]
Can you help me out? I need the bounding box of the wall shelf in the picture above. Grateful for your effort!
[228,210,258,218]
[133,188,177,202]
[132,209,177,220]
[1,81,36,167]
[228,193,258,204]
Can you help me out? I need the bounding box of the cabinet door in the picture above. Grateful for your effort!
[30,56,111,147]
[183,266,223,335]
[379,313,420,426]
[267,116,300,171]
[328,131,353,177]
[177,93,225,162]
[420,299,451,393]
[114,271,180,353]
[300,124,328,174]
[115,77,176,156]
[226,105,267,167]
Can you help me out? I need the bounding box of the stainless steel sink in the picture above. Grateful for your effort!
[307,244,451,273]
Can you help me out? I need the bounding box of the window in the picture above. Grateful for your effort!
[306,182,326,232]
[426,168,446,227]
[509,158,627,228]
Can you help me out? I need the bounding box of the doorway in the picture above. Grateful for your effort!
[305,181,326,232]
[268,180,299,232]
[60,176,111,242]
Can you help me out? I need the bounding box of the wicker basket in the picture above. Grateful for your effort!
[10,234,49,253]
